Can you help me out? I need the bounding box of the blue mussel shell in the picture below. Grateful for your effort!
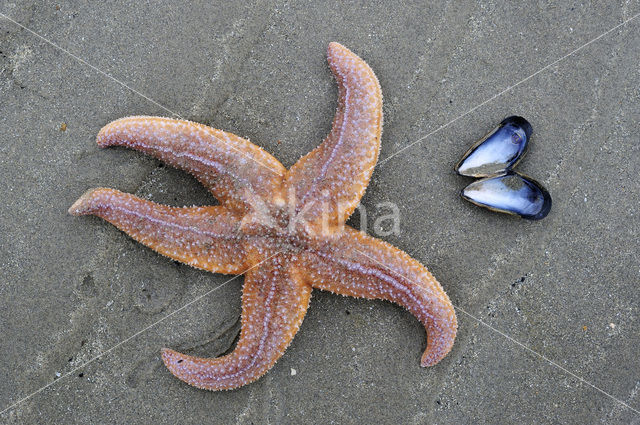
[455,116,532,177]
[461,171,552,220]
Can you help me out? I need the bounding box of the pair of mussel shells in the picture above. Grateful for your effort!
[455,116,551,220]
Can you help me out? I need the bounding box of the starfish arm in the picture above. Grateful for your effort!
[69,188,247,273]
[285,42,383,228]
[97,116,287,215]
[162,255,311,390]
[304,228,457,367]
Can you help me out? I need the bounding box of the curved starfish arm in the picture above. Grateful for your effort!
[97,116,287,216]
[69,188,247,273]
[303,227,457,366]
[285,42,383,229]
[162,254,312,390]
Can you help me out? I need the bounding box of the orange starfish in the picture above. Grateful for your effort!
[69,43,457,390]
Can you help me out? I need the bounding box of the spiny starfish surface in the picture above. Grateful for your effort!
[69,43,457,390]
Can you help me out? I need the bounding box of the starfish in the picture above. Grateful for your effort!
[69,42,457,390]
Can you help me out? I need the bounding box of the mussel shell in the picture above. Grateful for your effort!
[455,116,532,177]
[461,171,551,220]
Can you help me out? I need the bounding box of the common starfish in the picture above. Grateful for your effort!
[69,43,457,390]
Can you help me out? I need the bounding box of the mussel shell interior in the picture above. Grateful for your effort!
[461,171,551,220]
[455,116,532,177]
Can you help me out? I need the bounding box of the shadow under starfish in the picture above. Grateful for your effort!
[69,42,457,390]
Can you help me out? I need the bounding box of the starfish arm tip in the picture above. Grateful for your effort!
[160,347,174,359]
[96,136,119,149]
[96,116,144,148]
[420,354,443,368]
[161,348,185,369]
[95,117,137,147]
[327,41,348,55]
[161,348,198,387]
[68,188,103,215]
[420,323,457,367]
[95,126,111,148]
